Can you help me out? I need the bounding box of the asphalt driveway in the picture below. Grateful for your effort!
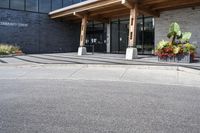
[0,79,200,133]
[1,53,200,133]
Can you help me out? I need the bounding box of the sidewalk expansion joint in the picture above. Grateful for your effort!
[69,66,85,78]
[119,68,129,80]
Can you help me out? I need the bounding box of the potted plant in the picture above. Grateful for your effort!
[155,22,197,63]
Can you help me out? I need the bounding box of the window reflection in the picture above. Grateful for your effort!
[73,0,80,4]
[63,0,73,6]
[0,0,88,13]
[10,0,25,10]
[39,0,51,13]
[0,0,9,8]
[52,0,62,10]
[26,0,38,12]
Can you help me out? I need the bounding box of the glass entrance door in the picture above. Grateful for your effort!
[86,21,106,53]
[111,19,129,54]
[110,21,119,53]
[136,17,154,54]
[111,17,154,55]
[119,20,129,54]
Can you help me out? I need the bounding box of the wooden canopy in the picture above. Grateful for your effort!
[49,0,200,22]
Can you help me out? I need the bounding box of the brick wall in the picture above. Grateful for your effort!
[155,7,200,56]
[0,9,80,54]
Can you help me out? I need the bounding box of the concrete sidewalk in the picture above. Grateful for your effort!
[0,53,200,70]
[0,53,200,87]
[0,64,200,87]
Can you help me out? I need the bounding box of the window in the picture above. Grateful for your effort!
[0,0,9,8]
[10,0,25,10]
[52,0,62,10]
[39,0,51,13]
[73,0,80,4]
[63,0,73,7]
[26,0,38,12]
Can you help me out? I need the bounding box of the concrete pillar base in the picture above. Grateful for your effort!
[78,47,87,56]
[125,47,138,60]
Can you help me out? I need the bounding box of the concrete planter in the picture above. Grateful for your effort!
[158,56,175,62]
[158,54,193,63]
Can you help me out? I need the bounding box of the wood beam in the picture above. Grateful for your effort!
[121,0,134,9]
[50,0,121,19]
[80,15,88,47]
[89,16,110,23]
[141,0,168,5]
[100,8,129,18]
[138,7,160,17]
[151,0,200,10]
[89,5,127,17]
[121,0,159,17]
[73,12,83,18]
[128,4,138,47]
[50,0,200,21]
[158,2,200,12]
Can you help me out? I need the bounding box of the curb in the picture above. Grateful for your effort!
[1,63,199,74]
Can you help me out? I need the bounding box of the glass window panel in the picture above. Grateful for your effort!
[26,0,38,12]
[52,0,62,10]
[111,21,119,53]
[144,17,154,43]
[39,0,51,13]
[119,21,129,53]
[10,0,25,10]
[63,0,72,7]
[0,0,9,8]
[73,0,80,4]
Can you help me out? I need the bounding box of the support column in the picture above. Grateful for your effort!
[126,4,138,60]
[106,22,111,53]
[78,15,88,56]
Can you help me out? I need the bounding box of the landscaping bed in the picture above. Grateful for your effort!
[0,44,23,57]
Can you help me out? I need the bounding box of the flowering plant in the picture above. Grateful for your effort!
[156,41,196,58]
[155,22,197,59]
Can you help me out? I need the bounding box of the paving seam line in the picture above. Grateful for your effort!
[68,66,86,78]
[119,68,129,80]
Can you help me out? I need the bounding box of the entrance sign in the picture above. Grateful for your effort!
[0,22,28,27]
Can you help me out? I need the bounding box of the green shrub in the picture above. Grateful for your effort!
[0,44,21,55]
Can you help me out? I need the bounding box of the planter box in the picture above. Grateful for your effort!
[158,54,193,63]
[158,56,175,62]
[176,54,193,63]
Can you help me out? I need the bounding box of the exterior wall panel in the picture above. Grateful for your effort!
[0,8,80,54]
